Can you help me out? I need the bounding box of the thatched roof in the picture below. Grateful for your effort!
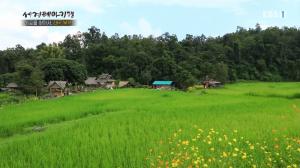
[85,77,98,85]
[118,81,129,87]
[6,83,18,88]
[48,81,67,89]
[97,73,112,80]
[202,80,222,85]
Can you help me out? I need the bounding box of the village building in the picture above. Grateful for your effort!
[96,73,116,89]
[118,81,129,88]
[48,81,68,97]
[6,82,19,92]
[84,77,98,87]
[104,79,115,89]
[84,74,131,90]
[97,74,114,86]
[152,81,174,90]
[202,80,223,88]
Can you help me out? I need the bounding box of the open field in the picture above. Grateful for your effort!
[0,93,22,107]
[0,82,300,167]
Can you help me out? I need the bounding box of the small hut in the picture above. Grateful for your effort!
[85,77,98,87]
[152,81,174,90]
[118,81,129,88]
[48,81,67,97]
[97,73,116,89]
[6,83,19,91]
[104,79,116,89]
[202,80,223,89]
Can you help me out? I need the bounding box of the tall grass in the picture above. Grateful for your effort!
[0,82,299,167]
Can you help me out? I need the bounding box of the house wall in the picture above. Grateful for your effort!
[104,81,116,89]
[153,85,172,90]
[50,88,64,97]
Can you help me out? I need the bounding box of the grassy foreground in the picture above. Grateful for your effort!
[0,82,299,167]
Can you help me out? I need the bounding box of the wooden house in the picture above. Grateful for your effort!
[48,81,67,97]
[84,74,123,90]
[202,80,223,89]
[152,81,174,90]
[97,73,116,89]
[85,77,98,87]
[118,81,129,88]
[6,83,19,91]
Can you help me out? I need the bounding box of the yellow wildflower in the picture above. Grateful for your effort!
[210,147,215,151]
[172,162,178,167]
[297,148,300,152]
[250,145,255,150]
[194,160,199,165]
[222,152,228,158]
[234,148,239,152]
[232,153,237,157]
[182,140,189,146]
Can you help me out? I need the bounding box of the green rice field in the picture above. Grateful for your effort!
[0,82,300,167]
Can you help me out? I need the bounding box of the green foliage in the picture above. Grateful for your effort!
[0,72,18,87]
[174,66,197,89]
[41,59,87,84]
[214,63,228,83]
[127,77,136,86]
[37,43,65,60]
[1,25,300,91]
[16,63,44,95]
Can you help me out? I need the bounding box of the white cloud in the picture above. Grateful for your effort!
[120,18,162,37]
[126,0,254,16]
[127,0,250,12]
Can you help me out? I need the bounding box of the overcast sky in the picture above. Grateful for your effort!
[0,0,300,49]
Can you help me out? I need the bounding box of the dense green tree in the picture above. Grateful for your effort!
[36,43,65,63]
[61,34,84,63]
[213,63,229,83]
[1,25,300,93]
[16,63,44,95]
[41,59,87,84]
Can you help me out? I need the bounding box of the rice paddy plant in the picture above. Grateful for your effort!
[0,82,299,167]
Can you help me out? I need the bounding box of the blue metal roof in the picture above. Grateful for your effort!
[152,81,173,85]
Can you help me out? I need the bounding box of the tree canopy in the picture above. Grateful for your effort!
[1,25,300,92]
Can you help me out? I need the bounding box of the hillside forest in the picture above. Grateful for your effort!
[0,24,300,94]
